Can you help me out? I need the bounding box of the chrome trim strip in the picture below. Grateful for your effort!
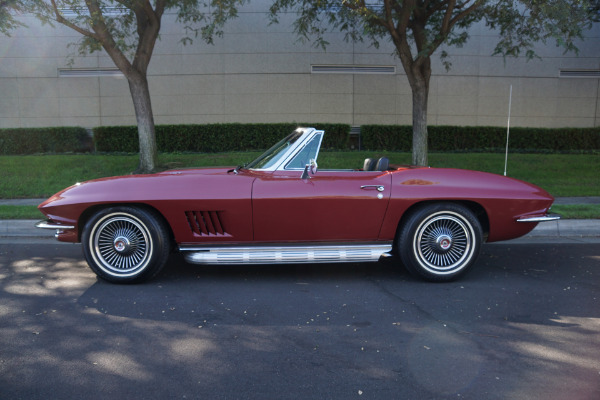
[182,244,393,265]
[35,220,75,230]
[517,214,561,223]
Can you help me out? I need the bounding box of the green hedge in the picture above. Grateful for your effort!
[2,124,598,155]
[94,123,350,153]
[361,125,600,152]
[0,127,90,155]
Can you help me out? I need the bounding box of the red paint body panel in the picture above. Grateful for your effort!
[39,165,554,245]
[379,168,553,242]
[39,168,255,244]
[250,169,392,242]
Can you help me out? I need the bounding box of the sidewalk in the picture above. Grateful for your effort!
[0,198,47,206]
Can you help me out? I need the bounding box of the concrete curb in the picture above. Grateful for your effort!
[1,219,599,240]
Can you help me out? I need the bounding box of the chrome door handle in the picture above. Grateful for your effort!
[360,185,385,192]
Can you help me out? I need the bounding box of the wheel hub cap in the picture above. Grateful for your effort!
[436,234,452,252]
[113,236,132,254]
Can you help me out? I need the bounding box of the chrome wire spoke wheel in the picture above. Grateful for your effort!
[398,203,483,282]
[413,211,475,275]
[90,214,153,277]
[83,206,171,283]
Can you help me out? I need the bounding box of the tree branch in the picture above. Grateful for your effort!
[426,0,450,18]
[130,0,162,72]
[449,0,484,28]
[49,0,98,39]
[441,0,456,33]
[154,0,166,20]
[383,0,394,28]
[83,0,133,73]
[414,0,483,67]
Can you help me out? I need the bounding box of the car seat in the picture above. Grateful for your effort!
[376,157,389,171]
[363,158,376,171]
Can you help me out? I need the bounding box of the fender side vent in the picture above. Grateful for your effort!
[185,211,229,236]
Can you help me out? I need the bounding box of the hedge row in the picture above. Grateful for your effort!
[2,124,598,155]
[0,127,90,155]
[361,125,600,152]
[94,123,350,152]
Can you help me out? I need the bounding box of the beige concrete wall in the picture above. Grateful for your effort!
[0,3,598,129]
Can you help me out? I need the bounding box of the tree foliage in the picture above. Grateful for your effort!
[3,0,247,173]
[0,0,25,34]
[270,0,598,67]
[270,0,599,165]
[21,0,247,60]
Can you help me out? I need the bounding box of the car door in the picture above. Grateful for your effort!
[251,169,392,242]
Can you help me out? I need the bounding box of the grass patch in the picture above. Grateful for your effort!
[551,204,600,219]
[0,205,44,220]
[1,152,598,199]
[0,152,261,199]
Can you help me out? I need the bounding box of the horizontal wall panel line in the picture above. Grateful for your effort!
[58,68,124,78]
[311,65,396,74]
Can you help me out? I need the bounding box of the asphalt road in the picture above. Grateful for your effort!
[1,240,599,400]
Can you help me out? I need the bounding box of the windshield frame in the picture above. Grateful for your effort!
[245,128,319,171]
[283,132,323,170]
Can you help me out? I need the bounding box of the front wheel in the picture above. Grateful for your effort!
[82,206,171,283]
[398,203,483,282]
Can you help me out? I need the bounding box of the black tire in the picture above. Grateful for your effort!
[398,203,482,282]
[82,206,171,283]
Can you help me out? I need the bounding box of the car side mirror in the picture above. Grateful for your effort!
[301,159,318,179]
[301,164,310,179]
[309,159,318,175]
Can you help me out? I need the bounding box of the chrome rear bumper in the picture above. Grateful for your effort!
[517,214,561,223]
[36,220,75,230]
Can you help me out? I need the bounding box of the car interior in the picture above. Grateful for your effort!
[363,157,389,171]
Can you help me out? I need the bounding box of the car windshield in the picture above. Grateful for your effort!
[285,133,322,169]
[245,130,304,170]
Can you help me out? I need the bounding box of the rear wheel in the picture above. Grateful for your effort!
[82,206,170,283]
[398,203,482,282]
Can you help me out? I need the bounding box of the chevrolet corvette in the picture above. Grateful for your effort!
[37,127,559,283]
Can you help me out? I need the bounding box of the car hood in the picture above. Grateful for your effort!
[39,167,236,209]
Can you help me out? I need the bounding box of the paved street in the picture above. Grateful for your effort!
[0,239,599,399]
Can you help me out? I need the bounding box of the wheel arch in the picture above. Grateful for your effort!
[393,200,489,251]
[78,203,175,246]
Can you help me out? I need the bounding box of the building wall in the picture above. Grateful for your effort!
[0,3,599,129]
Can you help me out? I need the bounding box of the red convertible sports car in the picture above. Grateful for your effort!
[37,127,559,283]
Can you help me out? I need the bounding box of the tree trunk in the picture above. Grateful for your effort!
[395,34,432,166]
[404,54,432,167]
[128,73,158,174]
[411,77,429,166]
